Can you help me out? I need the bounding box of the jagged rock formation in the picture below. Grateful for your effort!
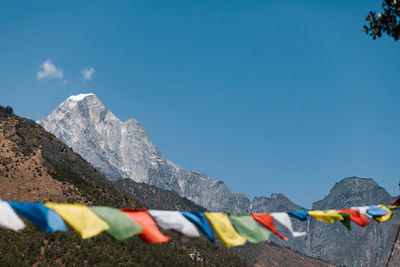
[38,93,258,212]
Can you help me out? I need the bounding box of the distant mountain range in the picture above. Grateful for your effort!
[37,94,400,266]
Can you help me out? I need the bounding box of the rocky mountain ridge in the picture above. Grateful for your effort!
[38,94,400,266]
[38,93,283,213]
[0,107,336,267]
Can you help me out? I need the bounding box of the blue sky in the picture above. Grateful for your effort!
[1,0,399,208]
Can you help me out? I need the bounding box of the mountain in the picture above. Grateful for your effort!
[0,106,244,266]
[0,106,337,267]
[37,94,400,266]
[38,93,258,212]
[305,177,399,267]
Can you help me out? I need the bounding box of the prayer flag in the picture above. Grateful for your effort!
[250,213,288,241]
[390,198,400,206]
[308,210,344,223]
[89,206,142,241]
[373,205,393,223]
[340,209,370,227]
[181,212,215,242]
[8,201,67,233]
[229,214,272,243]
[122,210,170,244]
[338,212,351,230]
[148,210,200,238]
[271,212,306,237]
[351,206,372,219]
[45,203,109,239]
[367,205,388,217]
[204,212,247,248]
[288,210,310,221]
[0,200,25,231]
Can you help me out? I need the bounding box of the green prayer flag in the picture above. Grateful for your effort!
[338,212,351,230]
[89,206,142,241]
[229,214,272,243]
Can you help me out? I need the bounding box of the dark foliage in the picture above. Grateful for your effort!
[0,105,14,116]
[364,0,400,40]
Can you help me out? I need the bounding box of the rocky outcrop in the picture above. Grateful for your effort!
[38,93,260,212]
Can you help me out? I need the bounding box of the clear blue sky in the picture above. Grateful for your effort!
[1,0,399,208]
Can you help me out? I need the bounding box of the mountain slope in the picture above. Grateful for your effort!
[0,107,244,266]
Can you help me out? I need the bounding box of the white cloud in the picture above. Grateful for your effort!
[82,67,95,80]
[36,59,63,80]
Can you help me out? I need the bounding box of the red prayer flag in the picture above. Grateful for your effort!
[390,198,400,207]
[340,209,370,227]
[122,210,170,244]
[251,213,288,241]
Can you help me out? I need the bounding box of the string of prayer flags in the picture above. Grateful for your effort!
[250,213,288,241]
[373,205,393,223]
[45,203,109,239]
[340,209,370,227]
[181,211,215,242]
[122,210,170,244]
[0,200,25,231]
[89,206,142,241]
[270,212,306,237]
[8,201,67,233]
[228,214,272,243]
[148,210,201,238]
[1,199,398,248]
[204,212,247,248]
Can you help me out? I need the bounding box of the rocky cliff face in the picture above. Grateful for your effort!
[38,93,265,212]
[305,177,398,267]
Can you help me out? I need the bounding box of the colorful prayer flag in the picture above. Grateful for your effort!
[122,210,170,244]
[204,212,247,248]
[340,209,370,227]
[89,206,142,241]
[8,201,67,233]
[373,205,393,223]
[181,212,215,242]
[229,214,272,243]
[250,213,288,241]
[271,212,306,237]
[45,203,109,239]
[0,200,25,231]
[148,210,200,238]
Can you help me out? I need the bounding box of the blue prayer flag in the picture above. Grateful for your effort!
[8,201,67,233]
[288,210,310,221]
[181,212,215,242]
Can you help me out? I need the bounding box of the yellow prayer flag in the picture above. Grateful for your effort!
[374,205,393,223]
[308,210,344,223]
[204,212,246,248]
[45,203,109,239]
